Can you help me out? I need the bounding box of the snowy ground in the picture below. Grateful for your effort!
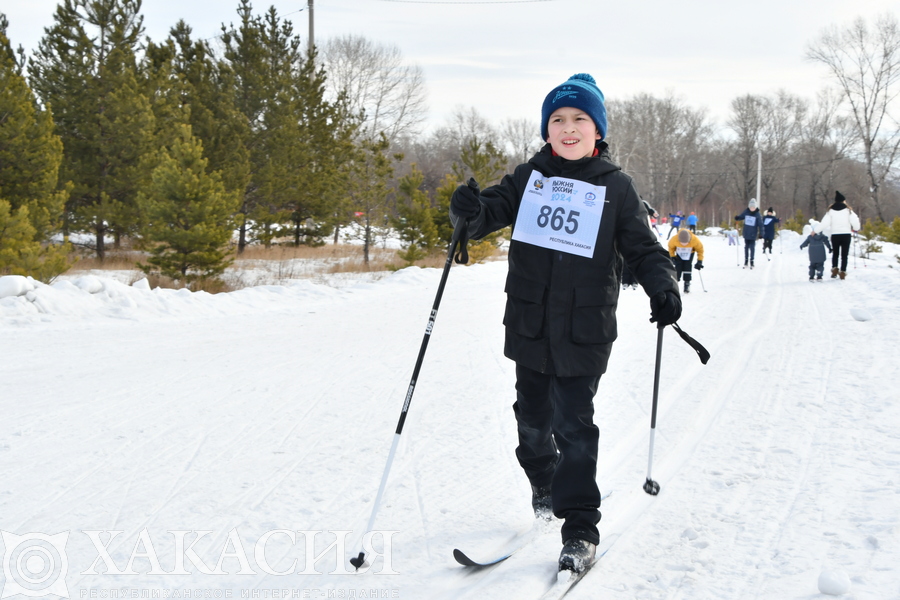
[1,231,899,599]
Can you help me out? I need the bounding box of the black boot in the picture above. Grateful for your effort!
[559,538,596,573]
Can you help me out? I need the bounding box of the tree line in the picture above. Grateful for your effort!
[2,2,899,285]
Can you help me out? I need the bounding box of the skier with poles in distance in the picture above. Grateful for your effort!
[762,207,780,256]
[735,199,763,268]
[819,191,860,280]
[668,228,704,294]
[449,72,681,576]
[665,211,685,239]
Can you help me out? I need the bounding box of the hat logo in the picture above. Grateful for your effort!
[553,89,579,104]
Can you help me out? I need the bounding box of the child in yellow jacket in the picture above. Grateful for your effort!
[668,228,704,293]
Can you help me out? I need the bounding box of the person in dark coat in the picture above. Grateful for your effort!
[800,221,833,281]
[762,208,780,254]
[449,73,680,574]
[735,199,763,268]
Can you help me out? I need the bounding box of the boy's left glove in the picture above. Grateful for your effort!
[649,290,682,326]
[695,260,703,270]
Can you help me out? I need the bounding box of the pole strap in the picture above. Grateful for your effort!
[671,322,711,365]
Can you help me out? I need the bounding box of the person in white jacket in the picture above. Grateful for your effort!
[819,191,861,279]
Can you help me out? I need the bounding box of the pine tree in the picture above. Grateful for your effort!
[137,125,239,285]
[0,26,71,280]
[393,164,439,264]
[221,2,357,251]
[344,134,402,263]
[143,21,251,198]
[29,0,154,260]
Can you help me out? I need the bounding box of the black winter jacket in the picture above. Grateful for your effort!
[455,142,679,377]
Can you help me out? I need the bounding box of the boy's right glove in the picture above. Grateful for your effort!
[649,290,682,326]
[450,183,481,219]
[695,260,703,270]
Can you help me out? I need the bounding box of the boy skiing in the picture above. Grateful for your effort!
[668,229,704,293]
[800,222,832,281]
[449,73,680,575]
[735,199,763,268]
[666,211,684,239]
[762,208,780,255]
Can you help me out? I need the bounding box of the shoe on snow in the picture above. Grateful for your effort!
[558,537,596,574]
[839,271,847,280]
[532,484,553,520]
[831,267,839,278]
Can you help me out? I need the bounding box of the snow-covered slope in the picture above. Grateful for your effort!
[1,231,898,599]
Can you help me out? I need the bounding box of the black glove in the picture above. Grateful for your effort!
[650,290,682,327]
[450,182,481,219]
[671,256,678,269]
[695,260,703,270]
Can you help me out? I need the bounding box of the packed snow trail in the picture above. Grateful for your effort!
[1,231,898,598]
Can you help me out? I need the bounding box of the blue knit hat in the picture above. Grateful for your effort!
[540,73,607,142]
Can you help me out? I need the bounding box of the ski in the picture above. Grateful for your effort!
[538,534,619,600]
[453,491,612,568]
[452,525,538,567]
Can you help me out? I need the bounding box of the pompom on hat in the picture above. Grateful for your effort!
[541,73,607,142]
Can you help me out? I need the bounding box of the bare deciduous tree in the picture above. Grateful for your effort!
[500,117,541,166]
[807,13,900,220]
[321,34,427,145]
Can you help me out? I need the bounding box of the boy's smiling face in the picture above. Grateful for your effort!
[546,106,601,160]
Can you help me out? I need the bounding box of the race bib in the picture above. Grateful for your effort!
[511,171,606,258]
[675,246,693,260]
[744,215,758,227]
[764,217,774,226]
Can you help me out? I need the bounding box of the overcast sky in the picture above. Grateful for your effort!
[3,0,899,136]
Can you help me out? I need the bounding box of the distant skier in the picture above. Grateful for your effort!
[819,191,860,280]
[800,221,832,281]
[686,211,698,233]
[668,229,704,293]
[735,199,763,268]
[725,228,739,246]
[666,211,684,240]
[762,208,780,255]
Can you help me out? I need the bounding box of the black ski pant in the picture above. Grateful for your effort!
[673,257,693,283]
[621,264,637,287]
[744,238,757,264]
[763,238,774,253]
[666,225,678,240]
[513,364,601,545]
[831,234,851,272]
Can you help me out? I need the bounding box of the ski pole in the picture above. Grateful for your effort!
[350,179,476,570]
[643,325,664,496]
[697,268,707,292]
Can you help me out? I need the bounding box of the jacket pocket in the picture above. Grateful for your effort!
[571,285,618,344]
[503,273,546,339]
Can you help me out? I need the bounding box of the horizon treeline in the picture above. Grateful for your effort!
[2,2,899,283]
